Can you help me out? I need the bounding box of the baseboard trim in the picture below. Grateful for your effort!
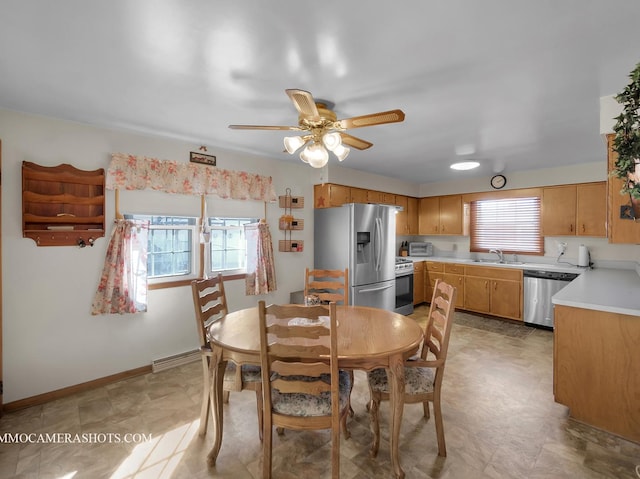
[2,365,152,413]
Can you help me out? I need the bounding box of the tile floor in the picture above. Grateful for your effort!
[1,306,639,478]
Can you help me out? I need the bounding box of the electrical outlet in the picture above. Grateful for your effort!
[557,242,567,255]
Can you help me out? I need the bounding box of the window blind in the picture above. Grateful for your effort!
[470,197,543,254]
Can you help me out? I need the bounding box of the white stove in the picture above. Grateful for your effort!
[395,257,414,277]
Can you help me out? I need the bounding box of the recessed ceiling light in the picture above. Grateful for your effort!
[450,161,480,171]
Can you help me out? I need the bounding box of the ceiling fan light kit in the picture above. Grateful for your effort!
[229,89,404,169]
[283,135,307,154]
[299,142,329,168]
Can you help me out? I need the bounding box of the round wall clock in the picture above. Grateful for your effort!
[490,174,507,189]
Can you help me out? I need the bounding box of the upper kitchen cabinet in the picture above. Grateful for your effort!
[314,183,350,208]
[419,195,463,235]
[576,182,607,236]
[395,195,408,235]
[395,195,419,235]
[367,190,395,204]
[407,197,419,234]
[542,182,607,237]
[350,187,368,203]
[314,183,398,209]
[607,134,640,244]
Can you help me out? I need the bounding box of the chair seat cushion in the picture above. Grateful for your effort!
[271,370,352,417]
[368,366,435,395]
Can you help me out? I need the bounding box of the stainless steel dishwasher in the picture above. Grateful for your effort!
[523,269,579,329]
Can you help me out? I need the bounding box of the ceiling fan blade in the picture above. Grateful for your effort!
[336,109,405,129]
[285,89,320,120]
[228,124,302,131]
[340,132,373,150]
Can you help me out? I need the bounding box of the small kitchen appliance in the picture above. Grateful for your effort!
[577,244,590,267]
[409,241,433,257]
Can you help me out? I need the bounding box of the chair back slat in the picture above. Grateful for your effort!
[268,323,330,340]
[269,343,330,359]
[272,377,332,395]
[272,361,330,377]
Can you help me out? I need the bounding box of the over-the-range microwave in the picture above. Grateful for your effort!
[409,242,433,257]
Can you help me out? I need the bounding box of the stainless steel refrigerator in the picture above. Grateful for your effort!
[314,203,396,311]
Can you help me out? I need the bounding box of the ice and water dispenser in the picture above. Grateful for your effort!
[356,231,370,264]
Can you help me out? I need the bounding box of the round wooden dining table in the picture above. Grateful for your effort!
[205,304,423,479]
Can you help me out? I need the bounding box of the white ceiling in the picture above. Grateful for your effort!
[1,1,639,184]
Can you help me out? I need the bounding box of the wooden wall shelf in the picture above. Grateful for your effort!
[279,195,304,209]
[22,162,105,247]
[279,240,304,252]
[279,218,304,231]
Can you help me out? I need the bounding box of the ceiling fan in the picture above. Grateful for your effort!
[228,89,405,168]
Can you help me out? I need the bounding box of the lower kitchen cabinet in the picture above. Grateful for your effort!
[554,305,640,443]
[413,261,425,305]
[443,263,464,309]
[425,261,444,301]
[463,265,522,320]
[464,276,491,312]
[421,261,523,321]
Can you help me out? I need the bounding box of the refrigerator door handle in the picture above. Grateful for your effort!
[358,284,394,293]
[374,217,382,271]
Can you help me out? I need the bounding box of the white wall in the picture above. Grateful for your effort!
[1,109,331,403]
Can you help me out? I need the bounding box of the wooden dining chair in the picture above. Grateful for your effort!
[304,268,349,305]
[367,279,457,457]
[258,300,352,479]
[304,267,355,418]
[191,274,262,438]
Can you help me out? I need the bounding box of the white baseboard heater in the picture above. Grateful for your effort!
[152,349,200,373]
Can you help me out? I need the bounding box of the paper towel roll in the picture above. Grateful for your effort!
[578,245,590,267]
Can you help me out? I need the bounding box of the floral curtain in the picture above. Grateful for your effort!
[106,153,277,201]
[91,219,149,315]
[245,222,277,295]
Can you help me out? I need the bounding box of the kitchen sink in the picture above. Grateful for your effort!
[471,259,524,265]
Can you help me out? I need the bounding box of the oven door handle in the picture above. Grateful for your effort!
[358,284,394,294]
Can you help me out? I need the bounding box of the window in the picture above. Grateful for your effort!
[207,217,259,275]
[470,197,543,254]
[125,214,259,284]
[126,215,198,282]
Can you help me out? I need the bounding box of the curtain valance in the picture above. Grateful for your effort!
[106,153,276,202]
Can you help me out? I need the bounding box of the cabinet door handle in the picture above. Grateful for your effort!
[582,224,586,233]
[570,223,574,232]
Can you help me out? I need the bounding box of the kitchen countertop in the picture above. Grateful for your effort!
[552,267,640,317]
[402,255,584,274]
[402,255,640,317]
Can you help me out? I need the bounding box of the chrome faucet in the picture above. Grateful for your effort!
[489,248,504,263]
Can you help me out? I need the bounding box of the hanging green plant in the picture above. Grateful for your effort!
[612,62,640,201]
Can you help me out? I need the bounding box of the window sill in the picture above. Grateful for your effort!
[148,273,247,290]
